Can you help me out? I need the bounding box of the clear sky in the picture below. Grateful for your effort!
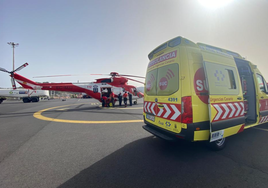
[1,0,268,88]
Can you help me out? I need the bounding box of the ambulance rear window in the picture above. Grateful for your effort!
[157,63,179,95]
[148,43,167,60]
[145,69,158,95]
[145,63,179,96]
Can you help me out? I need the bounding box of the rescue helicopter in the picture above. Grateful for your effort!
[0,63,144,105]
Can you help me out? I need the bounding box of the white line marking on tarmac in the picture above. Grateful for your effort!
[56,108,70,111]
[253,127,268,132]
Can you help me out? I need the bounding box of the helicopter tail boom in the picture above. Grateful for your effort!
[13,73,41,90]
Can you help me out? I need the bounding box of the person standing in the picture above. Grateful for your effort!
[102,95,107,107]
[118,92,122,106]
[110,91,115,107]
[123,92,128,107]
[128,92,132,106]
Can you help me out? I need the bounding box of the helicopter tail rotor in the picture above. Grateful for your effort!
[11,77,16,89]
[14,63,29,72]
[0,62,29,89]
[0,67,10,73]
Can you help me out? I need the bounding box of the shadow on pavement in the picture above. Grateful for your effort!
[58,126,268,188]
[58,136,206,188]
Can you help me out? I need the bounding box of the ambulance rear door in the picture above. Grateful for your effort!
[200,46,245,142]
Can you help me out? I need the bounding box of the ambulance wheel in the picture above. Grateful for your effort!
[207,138,226,151]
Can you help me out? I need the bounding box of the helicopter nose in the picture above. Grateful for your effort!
[137,92,144,98]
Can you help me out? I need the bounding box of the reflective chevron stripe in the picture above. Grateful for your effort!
[170,105,181,120]
[147,102,151,113]
[228,103,235,118]
[151,103,156,115]
[212,102,245,122]
[157,107,164,116]
[144,101,181,122]
[163,104,171,118]
[259,115,268,124]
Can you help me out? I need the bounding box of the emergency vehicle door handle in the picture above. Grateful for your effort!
[237,97,242,100]
[261,96,264,99]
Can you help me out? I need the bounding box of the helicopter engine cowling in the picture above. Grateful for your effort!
[112,77,128,85]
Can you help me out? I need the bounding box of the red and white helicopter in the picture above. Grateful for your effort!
[0,63,144,105]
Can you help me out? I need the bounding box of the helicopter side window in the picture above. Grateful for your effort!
[101,79,112,83]
[133,88,137,96]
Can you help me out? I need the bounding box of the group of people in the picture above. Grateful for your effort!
[118,91,132,107]
[102,91,132,107]
[101,91,115,107]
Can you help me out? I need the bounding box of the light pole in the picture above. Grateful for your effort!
[7,42,19,71]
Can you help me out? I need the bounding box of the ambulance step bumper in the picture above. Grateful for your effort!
[143,124,184,141]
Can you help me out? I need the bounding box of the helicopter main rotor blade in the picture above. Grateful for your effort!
[33,73,90,78]
[119,74,145,79]
[0,67,10,73]
[126,77,144,84]
[33,74,76,78]
[90,74,110,76]
[90,73,145,79]
[13,62,29,73]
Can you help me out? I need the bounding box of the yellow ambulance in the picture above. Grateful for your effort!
[143,36,268,150]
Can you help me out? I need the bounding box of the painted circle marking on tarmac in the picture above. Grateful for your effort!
[33,103,143,124]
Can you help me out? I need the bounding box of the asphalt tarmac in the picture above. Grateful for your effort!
[0,98,268,188]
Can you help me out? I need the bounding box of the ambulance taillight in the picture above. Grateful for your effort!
[181,96,193,124]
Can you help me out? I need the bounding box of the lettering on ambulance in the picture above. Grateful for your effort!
[194,67,209,104]
[148,51,177,68]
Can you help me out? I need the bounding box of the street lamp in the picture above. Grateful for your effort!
[7,42,19,71]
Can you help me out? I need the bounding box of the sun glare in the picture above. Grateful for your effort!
[198,0,234,9]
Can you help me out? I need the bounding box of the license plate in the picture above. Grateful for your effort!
[210,130,224,142]
[146,114,155,122]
